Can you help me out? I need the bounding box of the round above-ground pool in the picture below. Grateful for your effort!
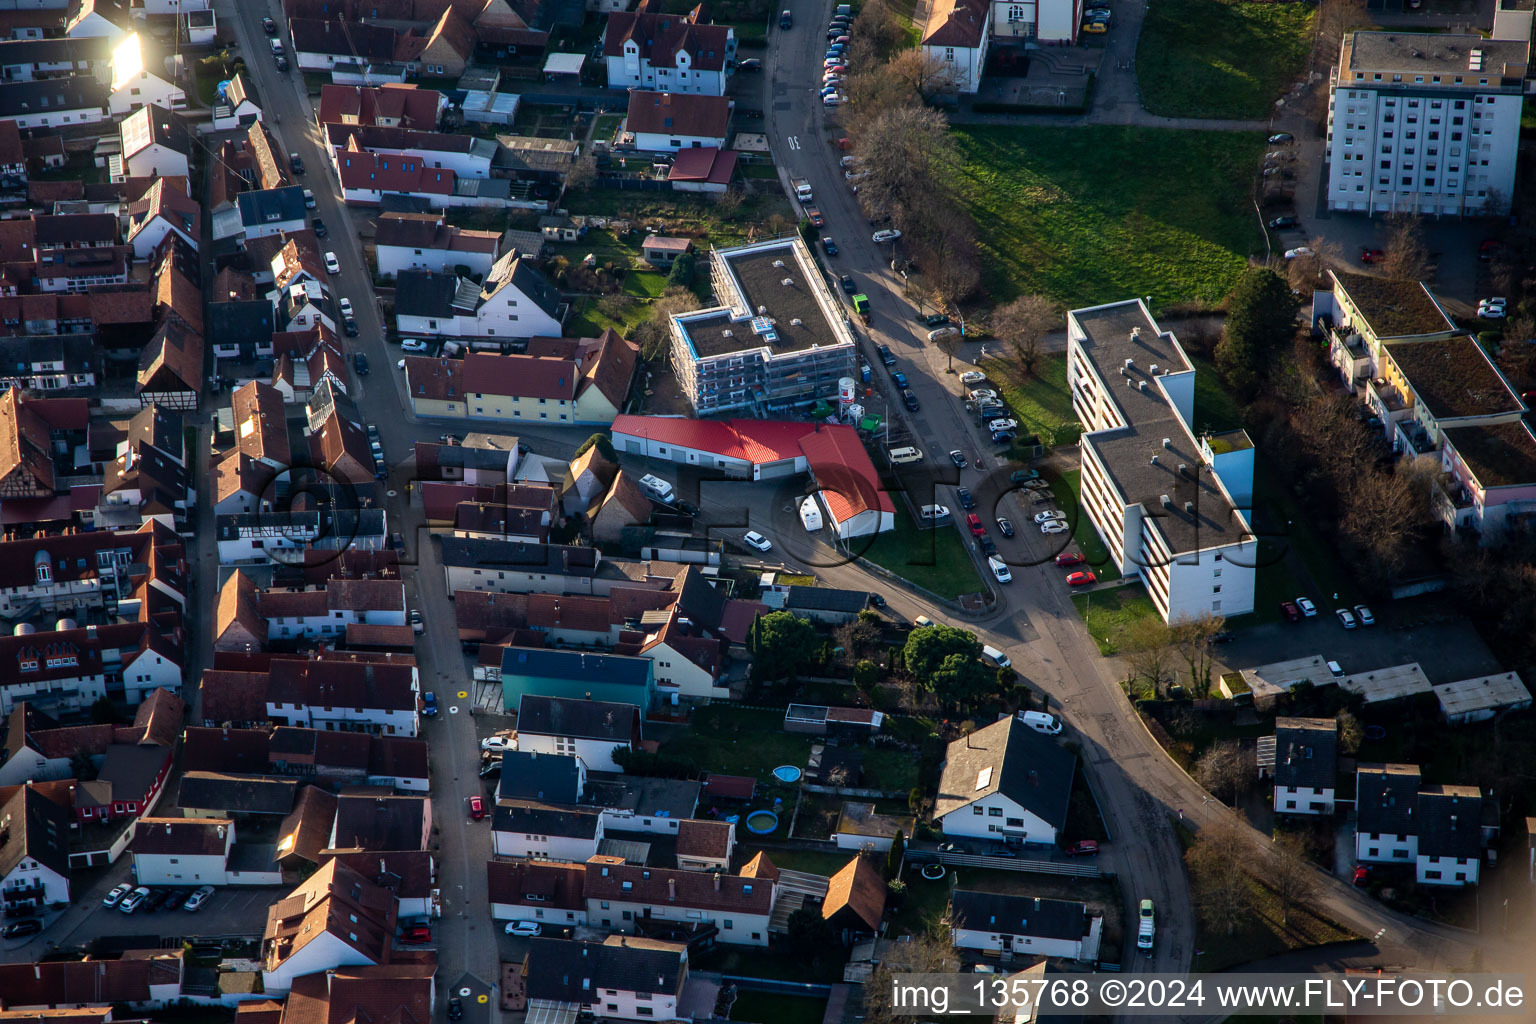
[772,765,802,783]
[744,810,779,834]
[920,863,946,880]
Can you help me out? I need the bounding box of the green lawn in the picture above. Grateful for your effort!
[730,993,827,1024]
[981,354,1080,448]
[1049,470,1119,582]
[954,126,1266,308]
[1071,584,1158,655]
[850,507,986,600]
[737,846,853,877]
[592,112,625,144]
[657,706,918,790]
[1137,0,1315,119]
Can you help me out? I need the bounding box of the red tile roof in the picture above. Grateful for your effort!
[336,148,456,196]
[318,83,443,130]
[603,11,732,71]
[625,91,730,139]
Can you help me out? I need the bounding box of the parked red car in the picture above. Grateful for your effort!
[1360,247,1385,264]
[468,795,485,820]
[966,513,986,537]
[1066,840,1099,857]
[1055,552,1086,567]
[1065,571,1096,586]
[1352,865,1370,886]
[400,925,432,944]
[1279,601,1302,623]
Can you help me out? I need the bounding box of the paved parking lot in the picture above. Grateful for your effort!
[38,884,289,954]
[1215,598,1503,685]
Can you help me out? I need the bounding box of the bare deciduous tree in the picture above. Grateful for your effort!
[1194,741,1250,803]
[1381,215,1431,281]
[1269,832,1318,926]
[1171,613,1225,696]
[1185,819,1252,936]
[885,48,961,100]
[991,294,1057,381]
[566,153,597,192]
[1317,0,1370,53]
[1336,709,1363,756]
[1286,236,1342,291]
[1123,616,1176,697]
[862,915,960,1024]
[852,104,960,231]
[630,286,701,361]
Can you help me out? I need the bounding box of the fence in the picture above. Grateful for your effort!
[906,849,1103,879]
[593,175,673,193]
[721,976,833,998]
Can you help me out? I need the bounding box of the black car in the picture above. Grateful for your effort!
[956,487,976,510]
[354,352,369,374]
[822,236,839,257]
[343,316,359,337]
[736,58,762,71]
[447,998,463,1021]
[391,531,405,552]
[902,389,919,411]
[1213,631,1236,644]
[312,217,326,237]
[163,889,190,911]
[840,274,855,294]
[142,889,169,912]
[868,592,886,607]
[3,919,41,939]
[948,450,967,468]
[1267,215,1299,230]
[877,344,896,366]
[274,55,289,72]
[289,153,305,175]
[1268,132,1294,144]
[979,535,997,556]
[263,16,277,32]
[996,516,1015,537]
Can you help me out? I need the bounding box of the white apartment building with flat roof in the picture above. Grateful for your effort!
[1066,300,1259,624]
[667,237,856,414]
[1326,31,1530,216]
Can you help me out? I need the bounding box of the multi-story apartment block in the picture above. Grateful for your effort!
[669,238,856,415]
[1317,271,1533,541]
[1326,32,1530,215]
[1066,300,1258,623]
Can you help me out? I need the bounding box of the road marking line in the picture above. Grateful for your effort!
[787,136,800,150]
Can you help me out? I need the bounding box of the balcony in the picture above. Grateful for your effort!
[1394,420,1438,458]
[1365,376,1410,421]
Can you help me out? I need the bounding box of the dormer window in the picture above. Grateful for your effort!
[35,562,50,584]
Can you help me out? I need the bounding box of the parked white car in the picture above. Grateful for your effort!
[1283,247,1313,260]
[959,371,987,386]
[339,297,354,316]
[871,229,901,244]
[505,921,540,937]
[1041,520,1069,535]
[324,251,341,274]
[481,735,515,753]
[184,885,216,911]
[743,531,773,552]
[1034,510,1066,524]
[401,338,430,353]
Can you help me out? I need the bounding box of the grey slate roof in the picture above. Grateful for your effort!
[933,716,1076,833]
[440,537,597,574]
[1356,763,1422,837]
[0,785,70,882]
[498,750,582,804]
[394,270,460,318]
[237,186,307,227]
[525,936,686,1002]
[178,772,299,816]
[1273,717,1337,792]
[0,77,107,117]
[586,773,698,821]
[785,585,869,613]
[1415,785,1483,860]
[516,692,643,739]
[492,799,600,839]
[206,301,276,350]
[951,890,1089,942]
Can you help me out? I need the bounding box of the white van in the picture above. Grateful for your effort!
[799,496,824,531]
[920,504,951,521]
[988,556,1012,584]
[638,474,675,503]
[982,644,1010,668]
[888,446,924,464]
[1018,710,1063,735]
[914,615,935,629]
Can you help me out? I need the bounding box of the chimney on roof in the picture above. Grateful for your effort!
[1184,501,1194,514]
[1162,437,1172,449]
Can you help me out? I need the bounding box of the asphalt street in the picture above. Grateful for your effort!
[756,0,1506,991]
[205,0,1506,1005]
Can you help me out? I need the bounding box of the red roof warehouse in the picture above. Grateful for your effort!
[610,416,894,539]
